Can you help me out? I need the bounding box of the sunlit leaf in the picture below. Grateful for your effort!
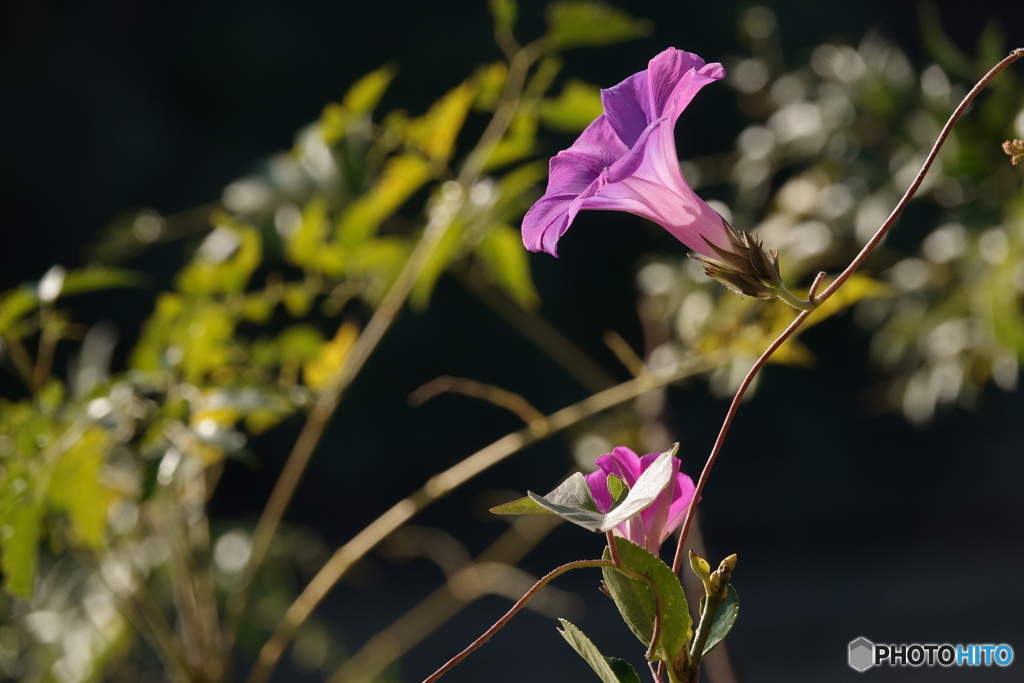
[176,217,262,295]
[405,80,478,163]
[539,79,604,132]
[322,63,399,145]
[545,1,652,51]
[304,321,359,391]
[0,502,43,598]
[48,427,114,549]
[336,154,433,247]
[475,224,540,310]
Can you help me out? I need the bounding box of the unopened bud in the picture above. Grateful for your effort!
[719,553,738,574]
[689,550,713,594]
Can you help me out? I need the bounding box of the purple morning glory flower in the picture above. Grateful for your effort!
[584,446,696,555]
[521,48,729,257]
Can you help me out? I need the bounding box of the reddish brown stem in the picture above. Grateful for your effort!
[671,47,1024,575]
[421,559,613,683]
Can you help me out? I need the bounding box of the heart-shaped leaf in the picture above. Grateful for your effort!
[602,536,691,662]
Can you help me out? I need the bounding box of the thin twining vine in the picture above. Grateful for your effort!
[669,47,1024,577]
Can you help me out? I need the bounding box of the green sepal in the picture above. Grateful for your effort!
[607,474,627,508]
[601,537,691,662]
[558,619,641,683]
[698,585,740,657]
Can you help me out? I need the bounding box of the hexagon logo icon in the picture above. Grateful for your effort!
[849,637,875,672]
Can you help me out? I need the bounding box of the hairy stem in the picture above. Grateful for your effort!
[421,559,613,683]
[671,47,1024,575]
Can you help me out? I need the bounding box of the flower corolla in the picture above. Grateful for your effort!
[521,48,729,257]
[584,446,696,555]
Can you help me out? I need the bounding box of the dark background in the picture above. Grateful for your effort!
[2,1,1023,681]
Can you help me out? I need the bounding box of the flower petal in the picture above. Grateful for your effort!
[662,472,697,544]
[600,70,649,149]
[521,115,627,255]
[584,469,614,514]
[593,446,644,487]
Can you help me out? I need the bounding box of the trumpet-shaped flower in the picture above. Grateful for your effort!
[584,446,696,555]
[521,48,729,257]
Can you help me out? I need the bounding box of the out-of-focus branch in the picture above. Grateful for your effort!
[457,271,618,392]
[408,375,546,428]
[235,38,550,678]
[327,515,561,683]
[245,353,714,683]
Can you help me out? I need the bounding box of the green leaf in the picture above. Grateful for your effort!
[701,585,740,657]
[176,218,262,295]
[48,428,113,548]
[489,496,552,515]
[602,537,691,662]
[606,658,642,683]
[545,1,652,51]
[558,619,640,683]
[0,502,43,598]
[405,80,478,163]
[474,224,540,310]
[539,79,604,132]
[61,268,144,296]
[344,63,399,115]
[337,154,433,247]
[607,474,627,508]
[322,64,399,144]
